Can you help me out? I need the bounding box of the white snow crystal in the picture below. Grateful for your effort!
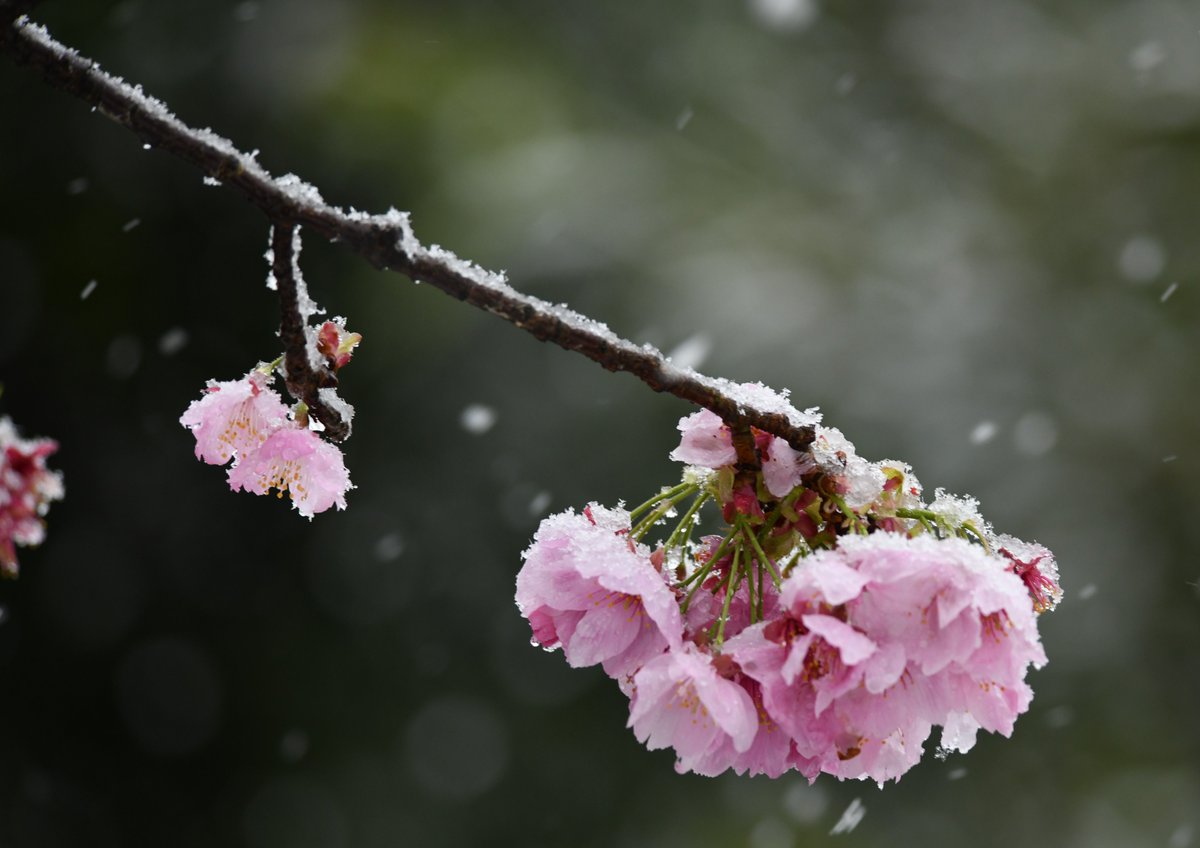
[374,532,405,562]
[828,798,865,836]
[157,327,188,356]
[316,387,355,431]
[666,334,711,370]
[460,404,497,435]
[1118,235,1166,283]
[528,491,553,517]
[1013,411,1057,456]
[1128,41,1167,74]
[275,173,326,208]
[969,420,998,445]
[749,0,818,32]
[928,488,990,535]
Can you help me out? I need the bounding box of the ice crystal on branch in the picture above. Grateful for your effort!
[515,383,1060,784]
[0,416,65,576]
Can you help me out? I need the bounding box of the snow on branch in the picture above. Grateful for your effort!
[0,8,816,453]
[268,224,353,441]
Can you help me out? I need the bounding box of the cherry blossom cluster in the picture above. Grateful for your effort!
[0,416,64,576]
[515,385,1060,784]
[179,320,359,518]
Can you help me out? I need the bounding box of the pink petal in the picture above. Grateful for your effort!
[668,410,737,468]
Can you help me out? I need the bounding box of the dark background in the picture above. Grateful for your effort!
[2,1,1199,846]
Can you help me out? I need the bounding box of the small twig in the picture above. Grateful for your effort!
[0,10,817,452]
[269,224,349,441]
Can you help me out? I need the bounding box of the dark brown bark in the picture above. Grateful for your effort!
[269,225,349,441]
[0,9,816,455]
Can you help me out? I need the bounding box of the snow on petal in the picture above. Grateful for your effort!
[515,505,683,679]
[179,369,288,465]
[668,409,737,468]
[226,426,351,517]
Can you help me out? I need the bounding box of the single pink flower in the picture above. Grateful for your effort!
[226,426,351,518]
[763,437,816,499]
[0,417,64,576]
[995,534,1062,613]
[179,369,289,465]
[668,402,819,500]
[627,644,758,774]
[516,505,683,681]
[669,409,737,468]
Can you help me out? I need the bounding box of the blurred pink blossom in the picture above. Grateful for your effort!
[0,416,64,576]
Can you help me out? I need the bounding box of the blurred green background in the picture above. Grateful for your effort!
[2,1,1199,846]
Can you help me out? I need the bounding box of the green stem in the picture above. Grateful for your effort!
[744,537,757,623]
[756,552,766,618]
[664,491,711,551]
[714,547,740,646]
[742,518,782,589]
[896,507,941,537]
[829,492,868,535]
[680,528,737,613]
[780,547,804,577]
[631,485,697,541]
[960,520,991,553]
[628,481,692,523]
[679,528,736,588]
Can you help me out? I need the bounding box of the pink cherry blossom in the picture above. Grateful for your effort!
[226,426,351,518]
[741,533,1049,783]
[669,407,817,500]
[669,409,737,468]
[0,416,64,576]
[995,534,1062,613]
[627,644,758,774]
[515,505,683,681]
[515,383,1059,784]
[763,436,815,499]
[686,674,797,778]
[179,369,289,465]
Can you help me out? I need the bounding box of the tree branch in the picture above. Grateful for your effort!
[0,10,817,453]
[269,224,350,441]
